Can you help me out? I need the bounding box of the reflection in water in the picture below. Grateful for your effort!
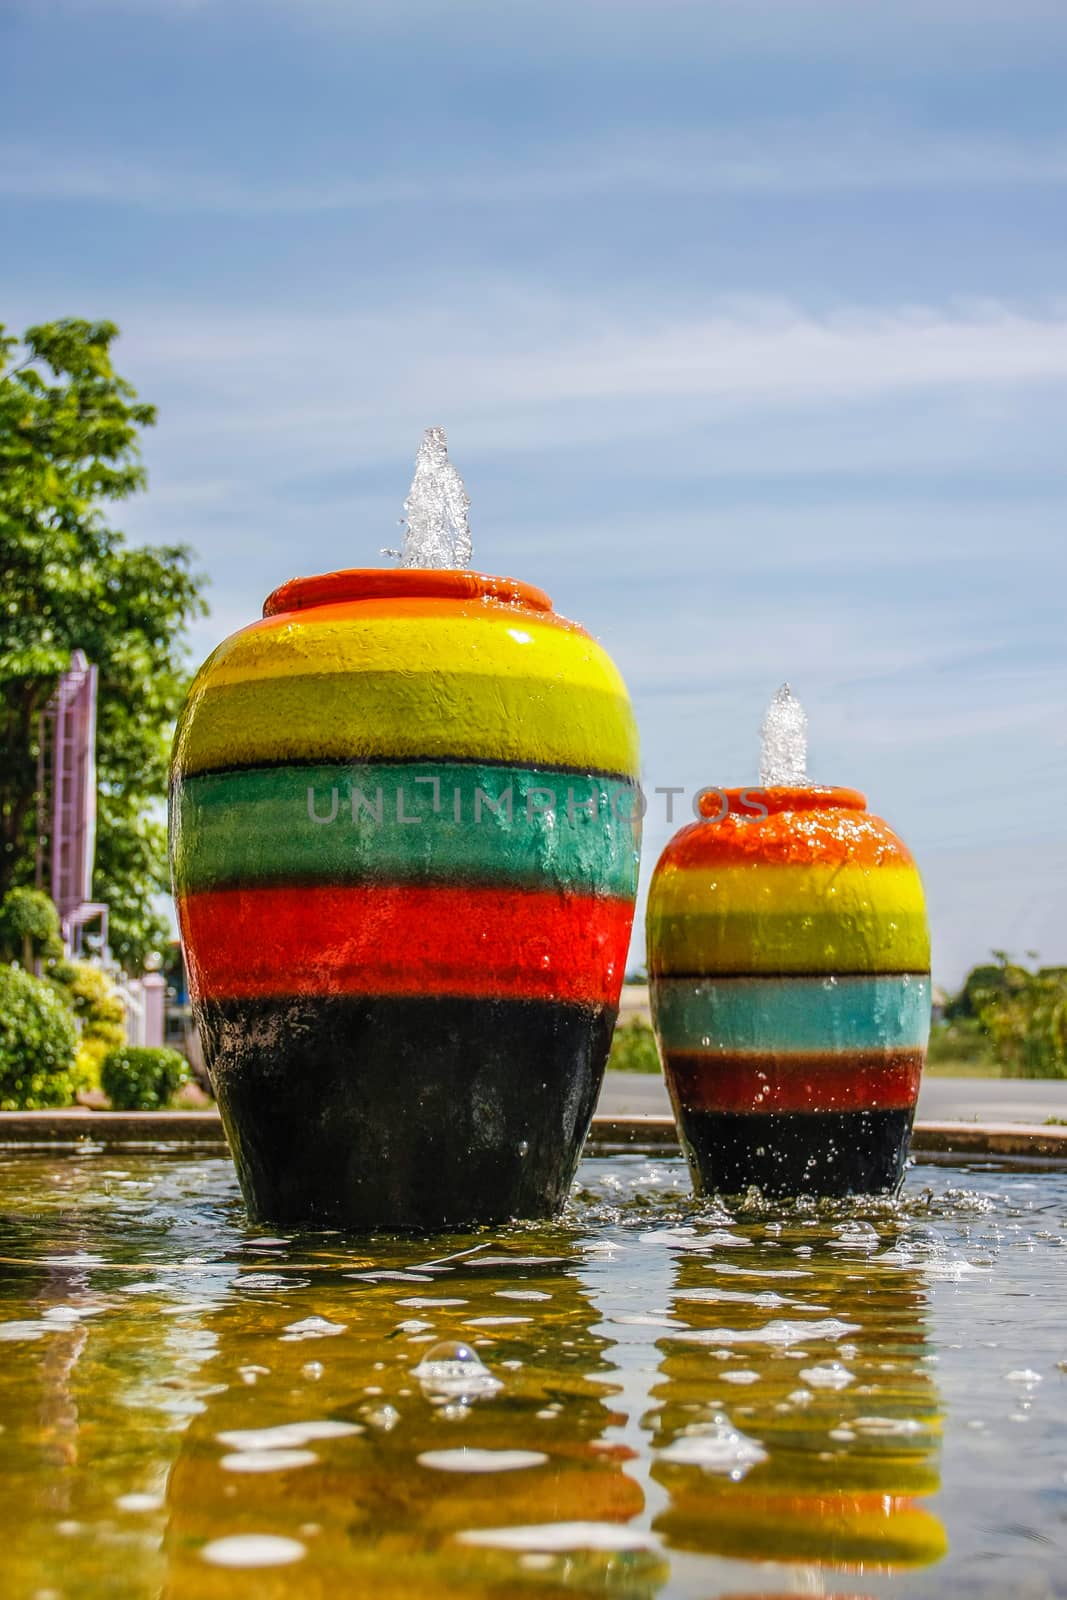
[649,1215,947,1579]
[2,1150,1067,1598]
[162,1247,658,1599]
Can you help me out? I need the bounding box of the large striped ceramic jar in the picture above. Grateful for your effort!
[170,568,641,1230]
[647,786,930,1197]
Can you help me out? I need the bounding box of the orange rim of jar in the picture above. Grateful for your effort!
[697,784,868,820]
[263,567,553,618]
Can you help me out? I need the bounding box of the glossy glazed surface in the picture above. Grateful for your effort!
[170,571,641,1228]
[648,788,930,1197]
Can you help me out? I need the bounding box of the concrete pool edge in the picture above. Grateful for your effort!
[1,1109,1066,1166]
[585,1114,1067,1166]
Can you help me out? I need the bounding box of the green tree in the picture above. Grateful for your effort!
[943,955,1031,1023]
[0,319,206,966]
[968,953,1067,1079]
[0,886,63,968]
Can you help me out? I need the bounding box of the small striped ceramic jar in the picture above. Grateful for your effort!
[170,568,641,1229]
[647,786,930,1197]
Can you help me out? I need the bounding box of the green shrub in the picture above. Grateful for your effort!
[608,1016,662,1074]
[101,1046,189,1110]
[0,888,64,968]
[0,964,78,1108]
[974,961,1067,1079]
[48,959,129,1093]
[926,1017,994,1067]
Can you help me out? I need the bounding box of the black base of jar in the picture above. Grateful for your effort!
[195,994,614,1232]
[673,1107,915,1199]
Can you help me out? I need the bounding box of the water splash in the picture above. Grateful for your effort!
[385,426,472,569]
[759,682,809,786]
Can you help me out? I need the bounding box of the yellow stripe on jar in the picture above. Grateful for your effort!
[174,670,639,778]
[648,862,930,976]
[193,609,630,697]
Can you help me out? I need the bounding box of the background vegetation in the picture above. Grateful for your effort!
[0,319,206,968]
[0,961,78,1109]
[100,1045,189,1112]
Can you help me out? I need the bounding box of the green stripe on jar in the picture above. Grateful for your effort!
[171,760,642,897]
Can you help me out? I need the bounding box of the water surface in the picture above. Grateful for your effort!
[1,1148,1065,1598]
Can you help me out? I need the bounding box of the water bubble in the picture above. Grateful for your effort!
[669,1318,859,1349]
[412,1341,503,1405]
[363,1404,401,1432]
[658,1420,768,1479]
[301,1361,325,1381]
[831,1221,881,1251]
[440,1401,472,1422]
[281,1316,346,1342]
[799,1362,855,1390]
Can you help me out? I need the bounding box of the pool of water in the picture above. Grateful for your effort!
[1,1148,1065,1599]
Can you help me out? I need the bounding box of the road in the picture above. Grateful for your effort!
[596,1070,1067,1125]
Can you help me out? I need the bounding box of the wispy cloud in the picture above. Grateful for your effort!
[6,126,1067,214]
[113,295,1067,459]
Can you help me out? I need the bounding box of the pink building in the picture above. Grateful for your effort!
[37,649,108,955]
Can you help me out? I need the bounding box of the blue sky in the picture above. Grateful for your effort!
[3,0,1066,984]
